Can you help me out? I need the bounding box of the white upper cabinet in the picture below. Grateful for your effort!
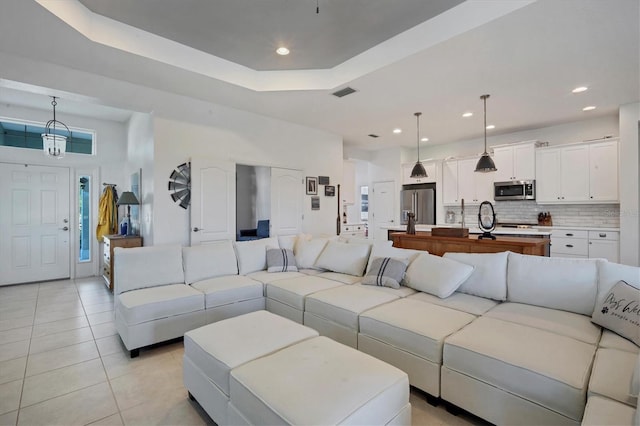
[342,160,356,205]
[401,161,436,185]
[589,140,618,202]
[492,142,536,182]
[535,139,618,204]
[442,160,459,205]
[443,158,494,205]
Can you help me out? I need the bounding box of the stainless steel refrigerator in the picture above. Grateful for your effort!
[400,183,436,225]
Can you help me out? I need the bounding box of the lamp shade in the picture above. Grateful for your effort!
[475,153,497,172]
[410,161,427,178]
[117,191,140,206]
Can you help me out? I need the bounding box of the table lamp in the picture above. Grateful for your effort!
[117,191,140,236]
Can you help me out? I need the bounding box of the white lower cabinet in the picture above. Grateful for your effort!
[587,230,619,263]
[550,228,619,262]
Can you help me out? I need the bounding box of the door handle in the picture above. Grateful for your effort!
[60,226,69,231]
[193,227,200,232]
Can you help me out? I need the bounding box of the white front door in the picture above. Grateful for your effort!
[0,163,70,285]
[190,158,236,245]
[372,181,396,241]
[270,168,303,236]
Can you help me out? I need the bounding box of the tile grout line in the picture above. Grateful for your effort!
[77,279,126,426]
[14,282,40,426]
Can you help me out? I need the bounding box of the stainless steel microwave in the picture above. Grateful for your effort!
[494,180,535,201]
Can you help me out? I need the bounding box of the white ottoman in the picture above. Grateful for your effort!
[228,336,411,425]
[183,310,319,425]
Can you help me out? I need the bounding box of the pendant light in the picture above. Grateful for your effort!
[42,96,70,159]
[410,112,427,178]
[475,94,497,172]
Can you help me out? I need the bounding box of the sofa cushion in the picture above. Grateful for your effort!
[360,298,476,364]
[246,270,306,284]
[408,292,498,316]
[444,316,597,421]
[266,248,298,273]
[361,257,408,289]
[485,302,601,345]
[599,330,640,354]
[277,234,297,251]
[294,238,328,269]
[314,241,371,277]
[443,252,508,301]
[588,348,638,407]
[265,276,344,311]
[581,396,637,426]
[592,280,640,346]
[507,252,598,315]
[353,283,416,298]
[190,275,263,309]
[304,285,399,330]
[632,353,640,397]
[597,260,640,302]
[116,284,204,325]
[404,253,474,298]
[114,245,184,294]
[317,272,362,284]
[234,237,279,275]
[182,240,238,285]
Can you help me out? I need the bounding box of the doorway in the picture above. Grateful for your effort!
[371,181,396,241]
[0,163,71,285]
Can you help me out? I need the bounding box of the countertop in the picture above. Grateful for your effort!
[384,224,620,235]
[383,224,551,236]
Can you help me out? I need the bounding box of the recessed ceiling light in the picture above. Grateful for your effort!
[583,106,596,111]
[393,128,402,134]
[462,112,473,118]
[572,86,588,93]
[421,137,429,142]
[276,47,290,56]
[486,124,495,130]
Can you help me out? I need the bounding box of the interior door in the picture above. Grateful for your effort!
[372,181,396,241]
[0,163,70,285]
[190,158,236,245]
[270,168,302,236]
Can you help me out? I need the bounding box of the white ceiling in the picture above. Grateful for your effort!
[0,0,638,151]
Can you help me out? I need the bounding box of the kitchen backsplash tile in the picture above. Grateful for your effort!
[448,201,619,228]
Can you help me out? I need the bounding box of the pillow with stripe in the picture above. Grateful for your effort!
[361,257,408,289]
[266,248,298,273]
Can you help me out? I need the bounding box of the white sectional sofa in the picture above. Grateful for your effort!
[113,234,639,425]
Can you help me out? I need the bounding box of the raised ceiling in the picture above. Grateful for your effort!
[78,0,464,71]
[1,0,638,151]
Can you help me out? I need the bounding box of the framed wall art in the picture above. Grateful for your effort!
[324,185,335,196]
[311,196,320,210]
[306,177,318,195]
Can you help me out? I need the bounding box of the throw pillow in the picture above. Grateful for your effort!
[361,257,408,289]
[294,237,328,269]
[266,248,298,273]
[404,252,474,298]
[591,280,640,346]
[314,240,371,276]
[365,242,421,274]
[182,240,238,284]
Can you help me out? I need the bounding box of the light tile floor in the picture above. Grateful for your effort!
[0,277,486,426]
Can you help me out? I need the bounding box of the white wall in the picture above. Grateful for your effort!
[152,113,342,246]
[0,103,128,277]
[126,112,155,245]
[619,103,640,266]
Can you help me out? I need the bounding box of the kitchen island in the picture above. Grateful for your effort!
[390,231,550,256]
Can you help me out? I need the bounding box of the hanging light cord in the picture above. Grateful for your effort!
[316,0,319,14]
[482,94,489,153]
[415,112,422,160]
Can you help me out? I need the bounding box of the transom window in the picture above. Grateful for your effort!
[0,120,94,154]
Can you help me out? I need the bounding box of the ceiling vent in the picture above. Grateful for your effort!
[332,87,357,98]
[368,134,379,138]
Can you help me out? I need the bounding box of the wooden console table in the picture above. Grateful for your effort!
[390,232,550,257]
[103,234,143,292]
